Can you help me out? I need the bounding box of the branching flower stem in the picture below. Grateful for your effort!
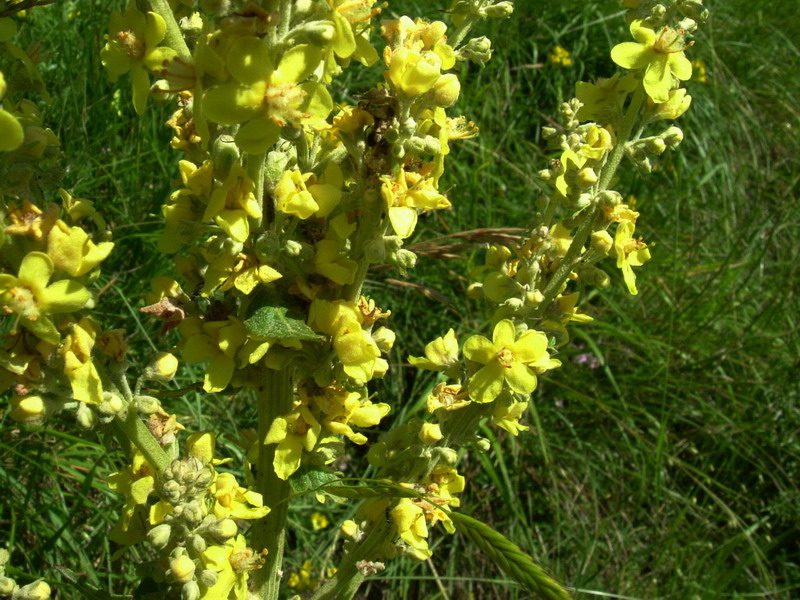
[534,84,647,318]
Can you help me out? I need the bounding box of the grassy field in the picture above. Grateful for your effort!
[1,0,799,598]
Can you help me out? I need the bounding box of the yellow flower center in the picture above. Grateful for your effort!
[4,286,40,321]
[495,347,514,368]
[258,81,308,126]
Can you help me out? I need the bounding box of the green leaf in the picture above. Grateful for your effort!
[323,482,419,500]
[291,466,340,495]
[450,512,571,600]
[245,305,321,341]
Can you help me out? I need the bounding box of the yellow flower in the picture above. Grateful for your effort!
[179,317,248,393]
[380,171,450,239]
[408,328,460,378]
[210,473,270,520]
[463,320,560,403]
[391,498,431,560]
[47,220,114,277]
[548,45,572,67]
[611,219,651,295]
[0,252,90,344]
[203,38,332,153]
[311,386,390,445]
[100,4,177,114]
[311,512,329,530]
[60,317,104,404]
[610,20,693,103]
[201,535,255,600]
[491,397,530,436]
[107,450,155,545]
[203,163,261,243]
[264,403,322,480]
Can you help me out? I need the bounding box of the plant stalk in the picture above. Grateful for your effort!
[250,368,294,600]
[147,0,192,62]
[115,408,170,473]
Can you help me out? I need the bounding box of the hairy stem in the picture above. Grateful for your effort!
[309,520,392,600]
[115,408,170,473]
[250,368,294,600]
[147,0,191,62]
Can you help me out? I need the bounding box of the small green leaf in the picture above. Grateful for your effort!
[245,305,320,341]
[291,466,340,495]
[450,512,571,600]
[323,482,419,500]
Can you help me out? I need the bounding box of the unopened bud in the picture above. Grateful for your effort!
[169,555,196,583]
[433,447,458,464]
[76,403,96,429]
[576,167,598,187]
[0,548,9,566]
[646,137,667,155]
[209,518,238,541]
[459,36,492,64]
[475,437,491,451]
[98,392,125,416]
[596,190,623,208]
[372,327,396,353]
[181,580,201,600]
[433,74,461,107]
[187,534,207,554]
[418,422,443,445]
[147,352,179,382]
[466,282,483,299]
[10,395,46,424]
[211,135,240,178]
[198,569,219,588]
[0,576,17,595]
[136,395,162,414]
[579,266,611,288]
[484,1,514,17]
[0,71,7,98]
[16,580,51,600]
[663,126,684,148]
[393,249,417,271]
[148,523,173,548]
[591,230,613,255]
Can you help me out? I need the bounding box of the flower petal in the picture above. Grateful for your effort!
[227,36,274,85]
[504,362,538,395]
[468,363,504,403]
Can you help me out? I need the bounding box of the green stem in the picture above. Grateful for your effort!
[534,84,647,317]
[115,408,170,473]
[250,369,294,600]
[341,190,386,302]
[147,0,191,62]
[309,520,392,600]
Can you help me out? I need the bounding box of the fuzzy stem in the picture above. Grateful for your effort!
[115,409,170,473]
[534,83,647,316]
[250,369,294,600]
[308,520,392,600]
[147,0,191,62]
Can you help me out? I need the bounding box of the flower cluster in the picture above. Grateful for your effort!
[0,548,51,600]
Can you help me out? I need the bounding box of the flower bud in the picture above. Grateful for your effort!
[433,447,458,464]
[0,71,6,98]
[136,395,162,414]
[652,88,691,121]
[75,403,96,429]
[576,167,598,187]
[372,327,396,353]
[182,502,205,524]
[466,283,483,299]
[484,1,514,17]
[459,36,492,64]
[293,20,336,44]
[181,580,201,600]
[0,576,17,595]
[187,534,207,554]
[198,569,219,588]
[591,230,613,255]
[596,190,623,208]
[98,392,125,416]
[148,523,173,549]
[475,438,491,452]
[646,137,667,155]
[169,555,196,583]
[211,135,240,179]
[432,74,461,107]
[0,547,9,566]
[16,580,51,600]
[663,126,684,148]
[209,518,238,541]
[145,352,179,382]
[418,422,443,445]
[10,395,46,424]
[392,249,417,271]
[579,266,610,288]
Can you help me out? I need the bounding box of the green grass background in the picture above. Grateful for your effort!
[1,0,799,598]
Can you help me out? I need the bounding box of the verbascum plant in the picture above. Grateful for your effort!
[0,0,708,598]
